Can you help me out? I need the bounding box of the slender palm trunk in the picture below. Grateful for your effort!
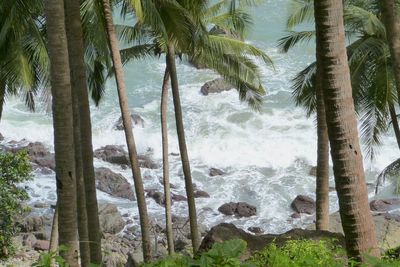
[49,205,59,253]
[101,0,151,262]
[161,66,174,255]
[45,0,79,265]
[64,0,90,265]
[166,45,200,254]
[315,36,330,231]
[0,83,5,121]
[314,0,379,261]
[389,104,400,150]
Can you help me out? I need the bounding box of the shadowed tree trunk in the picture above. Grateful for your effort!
[161,65,174,255]
[49,205,59,253]
[65,0,91,264]
[314,0,379,261]
[101,0,152,262]
[166,44,200,254]
[389,104,400,149]
[45,0,79,265]
[315,33,330,231]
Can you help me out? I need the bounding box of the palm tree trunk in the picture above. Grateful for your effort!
[166,45,200,254]
[101,0,151,262]
[49,205,59,253]
[64,0,91,265]
[389,104,400,150]
[381,0,400,108]
[161,65,174,255]
[314,0,379,261]
[45,0,79,265]
[0,82,5,121]
[315,50,330,230]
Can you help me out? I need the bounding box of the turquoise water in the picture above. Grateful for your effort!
[1,0,399,233]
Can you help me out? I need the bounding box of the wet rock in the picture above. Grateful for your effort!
[174,238,189,252]
[218,202,257,217]
[146,189,165,206]
[33,154,55,170]
[291,195,315,215]
[329,186,336,192]
[194,190,210,198]
[21,216,44,233]
[384,213,400,222]
[33,240,50,251]
[95,167,135,200]
[33,202,48,209]
[199,223,344,258]
[114,114,145,130]
[291,212,301,219]
[22,234,37,248]
[209,168,225,176]
[169,152,179,156]
[248,227,264,234]
[0,133,4,141]
[171,193,187,202]
[370,199,400,212]
[200,78,233,95]
[138,154,160,169]
[309,166,317,176]
[99,204,125,234]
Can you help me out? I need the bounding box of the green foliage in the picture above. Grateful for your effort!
[32,249,67,267]
[0,151,32,259]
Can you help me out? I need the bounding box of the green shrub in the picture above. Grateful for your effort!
[0,151,32,259]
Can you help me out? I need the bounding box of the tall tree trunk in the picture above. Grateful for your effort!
[315,33,330,231]
[166,45,200,254]
[0,83,5,121]
[389,104,400,150]
[49,205,59,253]
[45,0,79,265]
[65,0,90,265]
[381,0,400,108]
[314,0,379,261]
[101,0,151,262]
[161,65,174,255]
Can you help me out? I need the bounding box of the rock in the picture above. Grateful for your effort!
[125,252,141,267]
[329,186,336,192]
[199,223,345,258]
[309,166,317,176]
[95,167,135,200]
[291,212,301,219]
[370,199,400,212]
[146,190,165,206]
[33,240,50,251]
[291,195,316,215]
[209,168,225,176]
[21,216,44,232]
[99,204,125,234]
[384,213,400,222]
[0,133,4,141]
[174,238,189,252]
[114,114,145,130]
[171,193,187,202]
[194,190,210,198]
[33,202,48,209]
[138,154,160,169]
[200,78,233,96]
[218,202,257,217]
[22,234,37,248]
[248,227,264,234]
[33,154,55,170]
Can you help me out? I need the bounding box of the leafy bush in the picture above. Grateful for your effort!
[0,151,32,259]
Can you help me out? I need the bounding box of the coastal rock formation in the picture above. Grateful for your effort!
[218,202,257,217]
[95,167,135,200]
[194,190,210,198]
[370,199,400,212]
[200,78,233,95]
[98,204,125,234]
[113,114,145,130]
[146,189,165,206]
[291,195,315,215]
[209,167,225,176]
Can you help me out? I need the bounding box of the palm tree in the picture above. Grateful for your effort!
[101,0,152,262]
[314,0,379,261]
[45,0,79,265]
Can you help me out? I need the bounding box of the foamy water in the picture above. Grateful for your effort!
[1,0,399,234]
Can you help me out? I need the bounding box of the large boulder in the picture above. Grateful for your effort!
[114,114,145,130]
[98,204,125,234]
[199,223,345,257]
[146,189,165,206]
[20,216,45,233]
[95,168,135,200]
[209,168,225,177]
[200,78,233,96]
[194,190,210,198]
[218,202,257,217]
[370,199,400,212]
[291,195,315,215]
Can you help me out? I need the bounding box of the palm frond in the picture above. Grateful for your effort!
[277,30,315,53]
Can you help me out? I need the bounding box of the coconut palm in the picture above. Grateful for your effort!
[314,0,379,261]
[45,0,79,265]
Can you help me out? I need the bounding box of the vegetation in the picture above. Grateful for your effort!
[0,152,32,259]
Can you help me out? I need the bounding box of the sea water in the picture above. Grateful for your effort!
[1,0,399,234]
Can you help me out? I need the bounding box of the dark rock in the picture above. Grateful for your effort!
[33,232,49,240]
[199,223,345,258]
[291,195,316,215]
[248,227,264,234]
[95,167,135,200]
[329,186,336,192]
[174,238,189,252]
[33,154,55,170]
[99,204,125,234]
[291,212,301,219]
[0,133,4,141]
[309,166,317,176]
[170,152,179,156]
[194,190,210,198]
[146,189,165,206]
[370,199,400,212]
[218,202,257,217]
[138,154,160,169]
[209,168,225,176]
[125,252,140,267]
[171,193,187,202]
[384,213,400,222]
[21,216,44,232]
[33,202,48,209]
[200,78,233,96]
[22,234,37,248]
[33,240,50,251]
[114,114,145,131]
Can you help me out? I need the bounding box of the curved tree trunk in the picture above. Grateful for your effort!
[45,0,79,265]
[166,45,200,254]
[65,0,91,265]
[161,65,174,255]
[315,36,330,231]
[389,104,400,150]
[314,0,379,261]
[101,0,152,262]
